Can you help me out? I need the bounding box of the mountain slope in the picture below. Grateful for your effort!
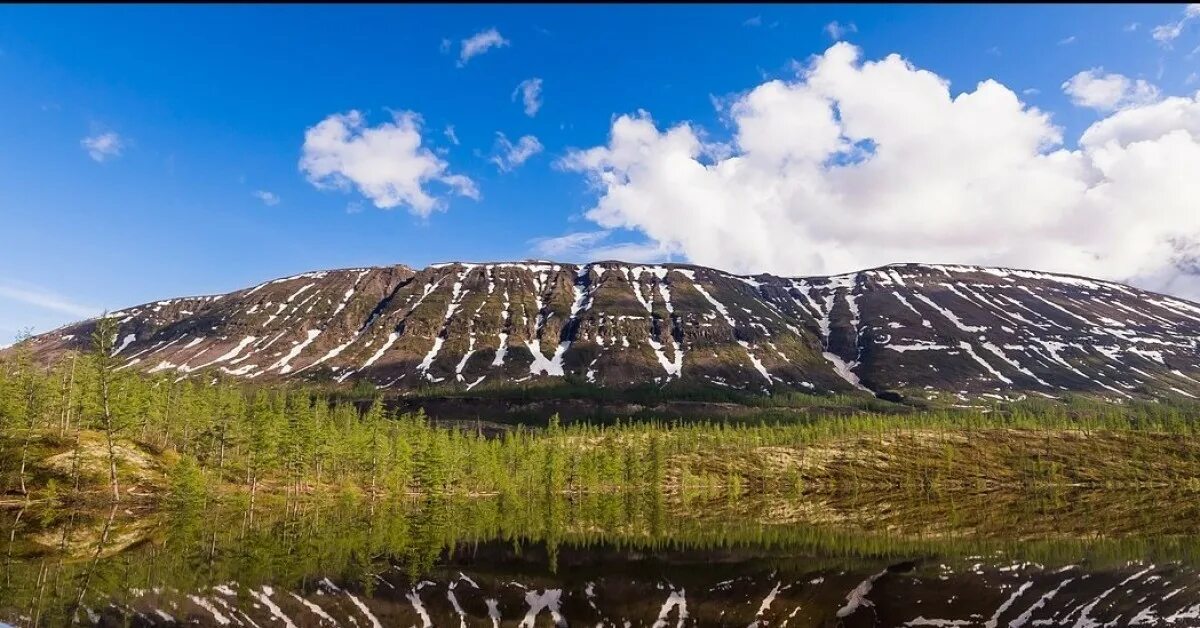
[17,261,1200,401]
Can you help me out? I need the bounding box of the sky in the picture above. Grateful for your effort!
[3,4,1200,342]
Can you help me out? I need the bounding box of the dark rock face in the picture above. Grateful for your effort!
[18,261,1200,400]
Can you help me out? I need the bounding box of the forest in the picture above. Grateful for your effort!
[5,317,1200,508]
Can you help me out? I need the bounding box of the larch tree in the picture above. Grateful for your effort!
[91,315,123,502]
[10,328,42,497]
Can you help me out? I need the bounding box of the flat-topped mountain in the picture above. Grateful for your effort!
[16,261,1200,402]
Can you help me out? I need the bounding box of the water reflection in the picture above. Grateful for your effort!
[3,490,1200,626]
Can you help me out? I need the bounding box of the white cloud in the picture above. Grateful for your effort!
[490,133,543,172]
[1058,35,1077,45]
[1023,88,1041,96]
[1125,22,1140,32]
[1062,69,1160,111]
[444,124,460,145]
[0,280,97,319]
[560,42,1200,298]
[253,190,281,206]
[1153,22,1186,44]
[1152,4,1200,45]
[81,132,123,162]
[513,78,544,117]
[743,16,778,29]
[529,230,668,263]
[530,230,612,256]
[824,21,857,40]
[299,110,478,217]
[585,240,673,264]
[457,28,509,67]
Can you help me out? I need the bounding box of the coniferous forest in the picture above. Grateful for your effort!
[5,317,1200,509]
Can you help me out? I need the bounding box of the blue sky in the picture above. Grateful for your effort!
[3,4,1200,341]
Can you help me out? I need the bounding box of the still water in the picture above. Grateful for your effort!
[3,490,1200,626]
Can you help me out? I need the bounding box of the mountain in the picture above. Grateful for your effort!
[16,261,1200,402]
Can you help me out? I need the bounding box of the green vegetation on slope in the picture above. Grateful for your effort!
[5,325,1200,506]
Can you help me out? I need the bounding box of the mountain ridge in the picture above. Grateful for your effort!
[57,259,1174,318]
[14,260,1200,403]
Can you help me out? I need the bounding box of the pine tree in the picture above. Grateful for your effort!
[245,390,280,503]
[415,425,449,494]
[91,316,123,502]
[648,433,666,494]
[386,420,412,494]
[167,455,208,510]
[55,352,78,436]
[10,328,42,497]
[363,397,385,495]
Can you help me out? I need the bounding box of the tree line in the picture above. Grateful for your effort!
[4,319,1200,504]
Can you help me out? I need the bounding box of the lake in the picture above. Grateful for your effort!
[3,489,1200,626]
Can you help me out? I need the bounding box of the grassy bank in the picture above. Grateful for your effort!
[673,426,1200,495]
[7,421,1200,506]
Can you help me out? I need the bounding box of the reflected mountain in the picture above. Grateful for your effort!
[4,491,1200,626]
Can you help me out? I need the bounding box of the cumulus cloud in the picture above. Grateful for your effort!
[824,21,857,40]
[490,133,543,172]
[81,132,123,162]
[513,78,544,117]
[457,28,509,67]
[252,190,280,206]
[1152,4,1200,45]
[559,42,1200,298]
[300,110,478,217]
[1062,69,1160,111]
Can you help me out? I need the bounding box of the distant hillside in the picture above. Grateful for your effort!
[16,260,1200,402]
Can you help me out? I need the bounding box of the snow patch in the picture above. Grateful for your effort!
[527,340,569,377]
[362,332,399,370]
